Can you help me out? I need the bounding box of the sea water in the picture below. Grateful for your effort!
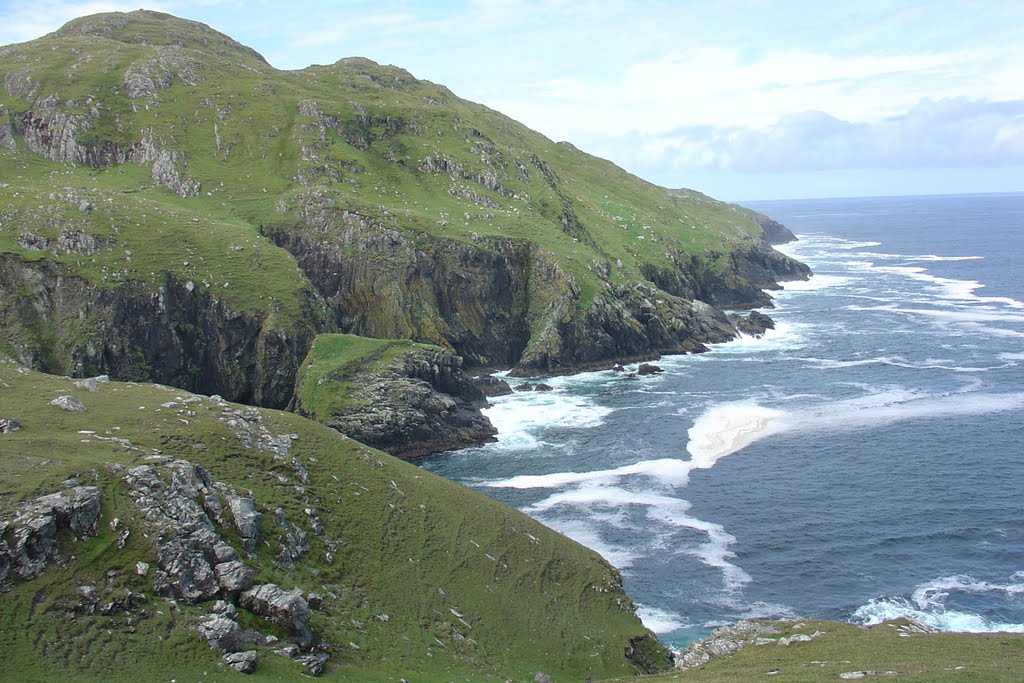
[422,193,1024,649]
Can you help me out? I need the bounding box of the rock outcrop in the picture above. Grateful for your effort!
[294,337,496,459]
[0,484,101,584]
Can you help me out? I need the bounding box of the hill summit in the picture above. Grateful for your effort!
[1,9,807,412]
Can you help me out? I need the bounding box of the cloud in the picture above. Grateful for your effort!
[597,98,1024,175]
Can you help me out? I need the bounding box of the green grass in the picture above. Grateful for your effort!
[0,360,659,681]
[1,8,774,363]
[294,333,443,419]
[605,620,1024,683]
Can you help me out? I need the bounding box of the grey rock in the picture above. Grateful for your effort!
[0,485,102,584]
[533,383,553,392]
[226,495,263,553]
[122,461,253,604]
[675,620,782,671]
[211,599,238,618]
[637,363,664,376]
[50,395,86,412]
[534,674,554,683]
[222,650,258,674]
[239,584,312,647]
[214,560,255,593]
[306,592,324,610]
[198,614,244,652]
[73,375,109,392]
[295,652,329,676]
[0,418,20,433]
[470,375,513,397]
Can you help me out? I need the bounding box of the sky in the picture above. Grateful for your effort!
[1,0,1022,201]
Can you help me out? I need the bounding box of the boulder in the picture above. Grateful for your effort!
[222,650,258,674]
[239,584,312,647]
[295,652,330,676]
[533,383,553,392]
[73,375,109,392]
[0,418,20,433]
[214,560,255,594]
[728,311,775,338]
[514,383,534,392]
[226,495,263,553]
[637,363,664,375]
[198,614,244,652]
[49,395,86,412]
[471,375,513,397]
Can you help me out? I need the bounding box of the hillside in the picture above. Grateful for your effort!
[0,359,667,681]
[0,9,808,413]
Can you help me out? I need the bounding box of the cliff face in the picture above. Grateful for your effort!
[0,254,324,407]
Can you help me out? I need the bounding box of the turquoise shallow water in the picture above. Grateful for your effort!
[423,193,1024,649]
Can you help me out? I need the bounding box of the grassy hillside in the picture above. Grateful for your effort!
[0,358,664,681]
[610,619,1024,683]
[0,9,807,384]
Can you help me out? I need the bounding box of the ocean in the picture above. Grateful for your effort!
[421,193,1024,650]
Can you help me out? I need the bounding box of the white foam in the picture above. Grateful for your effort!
[685,402,786,462]
[852,574,1024,633]
[526,484,752,589]
[684,390,1024,461]
[485,457,694,489]
[482,391,613,450]
[704,321,810,354]
[636,604,689,634]
[799,355,1011,373]
[780,274,851,291]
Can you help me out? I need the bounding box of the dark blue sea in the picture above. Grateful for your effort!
[423,193,1024,650]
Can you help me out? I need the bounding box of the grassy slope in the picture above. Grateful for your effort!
[608,620,1024,683]
[0,10,766,324]
[295,334,444,420]
[0,360,654,682]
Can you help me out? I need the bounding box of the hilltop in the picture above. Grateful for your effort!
[0,9,807,414]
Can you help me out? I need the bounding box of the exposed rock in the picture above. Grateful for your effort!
[271,508,311,563]
[0,418,20,433]
[637,363,663,376]
[675,621,782,671]
[223,650,258,674]
[73,375,109,392]
[471,375,513,397]
[514,383,534,392]
[611,364,625,372]
[295,342,496,460]
[239,584,312,647]
[225,494,262,553]
[198,613,244,652]
[0,254,323,410]
[728,311,775,338]
[50,395,86,411]
[214,560,255,594]
[295,652,330,676]
[534,673,553,683]
[0,485,101,584]
[533,383,553,392]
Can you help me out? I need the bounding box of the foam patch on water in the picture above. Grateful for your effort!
[525,484,752,589]
[852,574,1024,633]
[636,604,690,634]
[685,390,1024,461]
[485,457,694,489]
[799,355,1013,373]
[483,391,613,450]
[704,320,810,354]
[685,402,786,461]
[780,274,851,291]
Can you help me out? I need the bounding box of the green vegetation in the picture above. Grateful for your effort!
[295,333,442,419]
[606,620,1024,683]
[0,9,772,359]
[0,359,659,681]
